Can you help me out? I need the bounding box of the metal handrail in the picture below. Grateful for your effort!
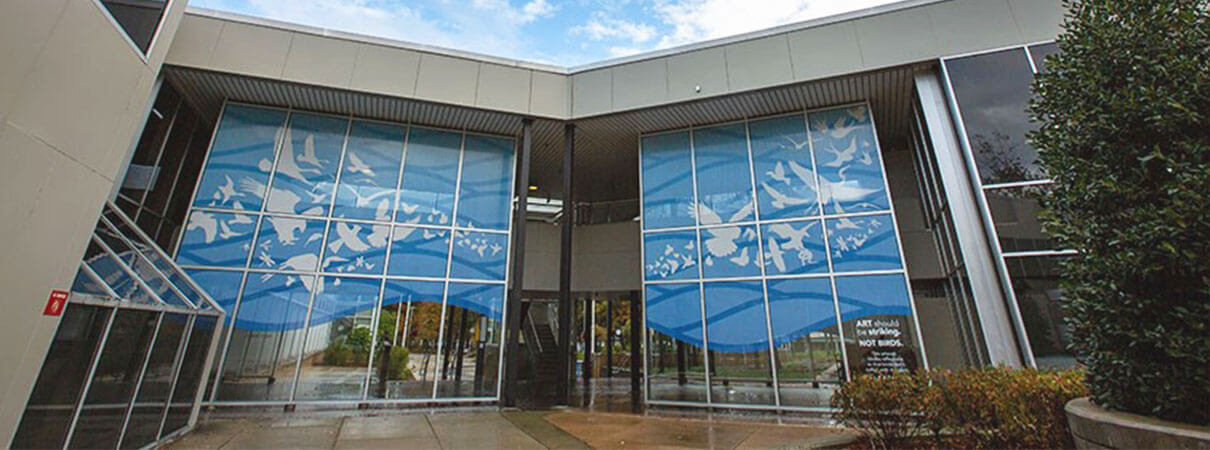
[97,216,198,309]
[103,202,224,313]
[526,307,544,355]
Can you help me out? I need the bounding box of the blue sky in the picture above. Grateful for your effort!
[190,0,901,66]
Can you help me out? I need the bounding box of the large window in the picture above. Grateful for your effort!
[639,104,927,411]
[97,0,169,55]
[177,103,515,404]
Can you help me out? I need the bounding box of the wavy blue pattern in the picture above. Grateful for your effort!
[699,224,760,279]
[235,273,314,332]
[251,215,325,271]
[322,221,389,274]
[767,278,836,347]
[693,123,755,225]
[835,274,914,321]
[449,230,508,281]
[332,121,405,221]
[750,115,820,220]
[447,282,504,321]
[703,281,770,353]
[397,128,460,226]
[761,219,827,275]
[808,106,889,215]
[265,113,346,216]
[309,277,380,328]
[640,132,695,230]
[178,210,256,267]
[826,214,902,272]
[387,226,450,278]
[382,279,444,307]
[192,105,285,211]
[643,230,699,281]
[456,135,514,230]
[645,283,703,348]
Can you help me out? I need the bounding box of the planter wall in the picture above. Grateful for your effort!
[1066,397,1210,449]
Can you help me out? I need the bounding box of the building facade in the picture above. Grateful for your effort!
[0,0,1073,447]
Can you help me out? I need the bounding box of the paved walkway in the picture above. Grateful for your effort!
[167,409,857,449]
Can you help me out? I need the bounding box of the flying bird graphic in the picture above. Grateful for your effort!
[344,151,375,179]
[767,161,792,185]
[823,138,858,167]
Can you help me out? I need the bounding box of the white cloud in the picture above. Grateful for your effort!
[651,0,898,48]
[573,14,658,43]
[472,0,557,25]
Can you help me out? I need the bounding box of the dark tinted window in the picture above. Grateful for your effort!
[100,0,169,54]
[1029,43,1060,73]
[1004,256,1076,369]
[946,48,1043,184]
[68,309,158,449]
[985,185,1055,252]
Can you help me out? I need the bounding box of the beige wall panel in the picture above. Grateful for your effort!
[787,22,863,82]
[0,0,70,120]
[101,69,157,182]
[522,222,560,291]
[853,7,941,69]
[572,222,640,292]
[164,14,223,68]
[528,70,569,118]
[475,64,532,113]
[724,35,793,92]
[414,54,479,106]
[927,0,1024,55]
[571,69,612,117]
[665,47,728,103]
[348,44,421,98]
[1006,0,1065,43]
[611,59,668,111]
[208,21,292,79]
[144,0,190,69]
[282,34,358,88]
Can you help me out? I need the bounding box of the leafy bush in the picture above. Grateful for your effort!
[387,346,412,381]
[323,339,353,366]
[1029,0,1210,425]
[832,368,1088,449]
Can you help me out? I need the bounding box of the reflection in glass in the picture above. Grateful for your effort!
[693,124,755,225]
[703,281,775,405]
[836,274,922,376]
[192,105,286,212]
[266,113,346,216]
[808,105,889,215]
[945,49,1042,183]
[177,211,255,267]
[369,280,445,399]
[216,274,313,401]
[642,230,699,281]
[826,214,903,272]
[185,270,243,395]
[397,128,461,226]
[437,283,504,397]
[252,216,325,271]
[294,277,379,401]
[645,283,707,402]
[12,305,110,450]
[387,226,450,278]
[163,315,217,436]
[332,121,405,221]
[986,185,1054,252]
[120,313,188,449]
[322,221,389,275]
[760,219,827,275]
[641,132,696,229]
[767,278,844,408]
[1029,43,1059,74]
[699,224,760,279]
[456,135,515,230]
[69,309,158,449]
[749,115,820,220]
[1005,256,1075,369]
[98,0,168,53]
[449,231,508,281]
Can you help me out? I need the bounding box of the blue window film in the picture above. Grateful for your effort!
[333,121,405,221]
[234,273,314,332]
[761,219,827,275]
[702,281,770,353]
[192,105,286,212]
[323,221,389,275]
[251,215,325,272]
[808,106,890,215]
[387,226,450,278]
[397,128,460,226]
[749,115,820,220]
[640,132,695,229]
[693,123,755,225]
[178,210,255,267]
[699,224,760,279]
[185,269,244,316]
[835,273,914,325]
[310,277,380,329]
[382,279,444,308]
[766,278,836,346]
[645,283,703,347]
[447,282,505,321]
[642,230,699,281]
[449,230,508,281]
[266,113,346,216]
[456,135,514,230]
[826,214,902,272]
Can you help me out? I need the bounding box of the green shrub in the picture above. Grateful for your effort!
[323,339,353,366]
[387,346,412,381]
[832,368,1088,449]
[1029,0,1210,425]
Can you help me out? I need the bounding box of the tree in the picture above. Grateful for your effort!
[1029,0,1210,424]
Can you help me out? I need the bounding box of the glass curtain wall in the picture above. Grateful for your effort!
[639,103,927,411]
[175,103,515,404]
[942,42,1077,369]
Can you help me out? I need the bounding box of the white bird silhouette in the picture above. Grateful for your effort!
[304,231,324,246]
[266,216,307,245]
[762,183,813,209]
[729,247,750,266]
[239,177,267,200]
[770,222,818,266]
[329,222,370,253]
[858,150,874,165]
[366,224,390,248]
[834,217,861,230]
[215,176,238,203]
[766,162,792,185]
[766,237,787,273]
[296,134,328,168]
[702,226,741,258]
[787,161,818,190]
[782,134,810,151]
[187,211,217,243]
[276,128,321,182]
[229,214,254,225]
[695,202,753,225]
[279,253,319,273]
[823,138,858,167]
[399,202,420,216]
[257,251,274,267]
[344,151,375,179]
[218,221,244,240]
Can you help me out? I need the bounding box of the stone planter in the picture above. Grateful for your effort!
[1066,397,1210,449]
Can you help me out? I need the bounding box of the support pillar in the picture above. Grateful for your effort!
[556,123,575,404]
[629,291,641,412]
[503,118,533,407]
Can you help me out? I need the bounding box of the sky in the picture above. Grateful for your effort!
[191,0,902,66]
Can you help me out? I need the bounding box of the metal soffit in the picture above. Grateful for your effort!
[164,63,923,203]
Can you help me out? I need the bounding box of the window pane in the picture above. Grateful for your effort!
[437,283,504,397]
[645,283,707,402]
[760,219,827,276]
[120,313,188,449]
[252,216,325,271]
[387,226,450,278]
[703,281,775,405]
[397,128,461,226]
[192,105,286,212]
[184,269,244,394]
[699,224,760,279]
[322,221,389,275]
[642,230,699,282]
[368,280,444,399]
[1029,43,1060,73]
[836,274,923,376]
[216,274,312,401]
[333,121,405,221]
[693,124,755,225]
[640,132,696,229]
[177,211,255,267]
[809,105,889,215]
[12,305,110,450]
[826,214,903,272]
[986,185,1055,252]
[294,277,379,401]
[69,309,158,450]
[767,278,843,408]
[945,49,1042,184]
[99,0,167,53]
[1005,256,1075,369]
[163,315,217,437]
[266,113,346,216]
[456,135,514,230]
[749,115,820,220]
[449,231,508,281]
